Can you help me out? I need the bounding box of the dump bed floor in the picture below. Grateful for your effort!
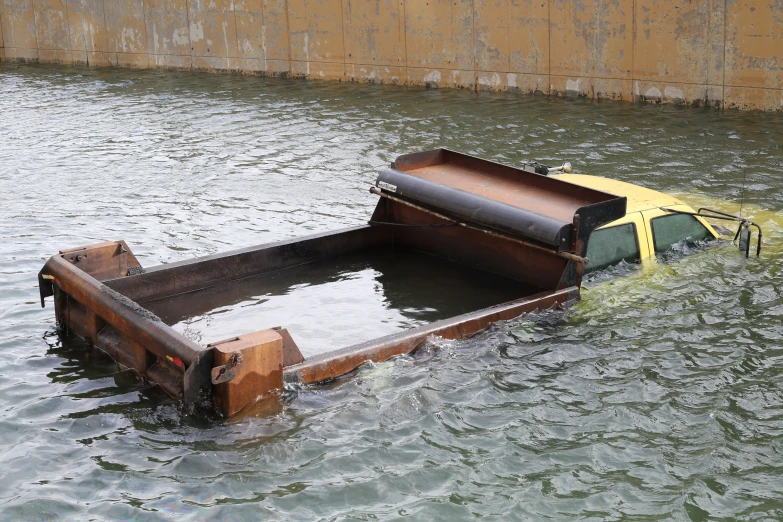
[143,247,541,357]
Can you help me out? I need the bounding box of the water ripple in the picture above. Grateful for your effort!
[1,63,783,520]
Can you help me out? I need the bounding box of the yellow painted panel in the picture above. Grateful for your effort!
[550,0,632,79]
[405,0,473,70]
[32,1,70,50]
[474,0,509,73]
[192,55,242,71]
[235,57,262,72]
[115,51,149,68]
[144,0,191,57]
[235,11,263,59]
[724,85,783,112]
[632,80,710,106]
[262,0,289,62]
[592,77,633,102]
[265,57,289,75]
[635,0,723,85]
[66,0,108,53]
[86,50,112,66]
[508,0,549,75]
[188,1,239,58]
[148,52,192,69]
[550,75,591,98]
[407,66,474,89]
[103,0,146,54]
[549,0,594,77]
[288,0,344,63]
[291,58,343,80]
[724,0,783,89]
[0,6,38,50]
[343,0,405,68]
[234,0,262,13]
[4,46,39,59]
[347,63,406,84]
[39,48,84,62]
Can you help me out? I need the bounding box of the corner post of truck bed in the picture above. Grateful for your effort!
[38,240,214,406]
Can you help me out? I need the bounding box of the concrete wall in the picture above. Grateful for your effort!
[1,0,781,111]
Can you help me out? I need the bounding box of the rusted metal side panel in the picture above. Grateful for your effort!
[105,225,392,304]
[285,287,578,385]
[209,330,284,416]
[382,202,569,291]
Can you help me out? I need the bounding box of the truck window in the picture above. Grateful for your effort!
[650,214,711,253]
[585,223,640,274]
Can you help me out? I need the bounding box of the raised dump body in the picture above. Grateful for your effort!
[38,149,626,417]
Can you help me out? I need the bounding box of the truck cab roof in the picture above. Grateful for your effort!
[550,174,685,214]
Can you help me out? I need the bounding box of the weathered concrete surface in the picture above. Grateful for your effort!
[1,0,782,111]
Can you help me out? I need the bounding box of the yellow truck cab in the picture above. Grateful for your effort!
[551,174,719,273]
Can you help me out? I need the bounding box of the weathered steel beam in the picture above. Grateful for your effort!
[41,254,213,404]
[285,287,577,385]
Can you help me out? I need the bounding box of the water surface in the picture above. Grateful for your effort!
[1,63,782,520]
[145,247,537,355]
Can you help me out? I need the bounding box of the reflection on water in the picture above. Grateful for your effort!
[145,247,538,354]
[2,62,783,519]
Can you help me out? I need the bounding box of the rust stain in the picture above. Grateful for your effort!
[0,0,781,110]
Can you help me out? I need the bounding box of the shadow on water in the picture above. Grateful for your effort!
[3,62,783,520]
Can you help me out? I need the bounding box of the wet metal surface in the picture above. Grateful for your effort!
[2,63,783,519]
[144,247,538,357]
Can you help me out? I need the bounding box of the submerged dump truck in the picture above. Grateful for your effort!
[38,149,756,417]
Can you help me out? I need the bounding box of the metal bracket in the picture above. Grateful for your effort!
[211,352,243,385]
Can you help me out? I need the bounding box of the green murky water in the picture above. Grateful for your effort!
[1,63,782,520]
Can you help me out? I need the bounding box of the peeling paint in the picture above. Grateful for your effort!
[0,0,782,110]
[566,79,581,92]
[664,86,685,100]
[424,69,441,85]
[189,21,204,43]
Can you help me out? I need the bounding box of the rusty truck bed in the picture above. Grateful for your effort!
[39,149,627,417]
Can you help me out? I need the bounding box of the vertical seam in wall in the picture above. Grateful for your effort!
[284,0,291,74]
[706,0,711,101]
[32,1,41,57]
[185,0,192,70]
[472,0,477,92]
[631,0,635,101]
[722,0,727,109]
[547,0,551,95]
[592,0,599,97]
[101,0,111,65]
[231,2,240,70]
[260,1,266,73]
[402,0,408,87]
[141,0,150,66]
[64,0,74,63]
[339,0,347,80]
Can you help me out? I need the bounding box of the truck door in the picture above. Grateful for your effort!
[584,211,651,273]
